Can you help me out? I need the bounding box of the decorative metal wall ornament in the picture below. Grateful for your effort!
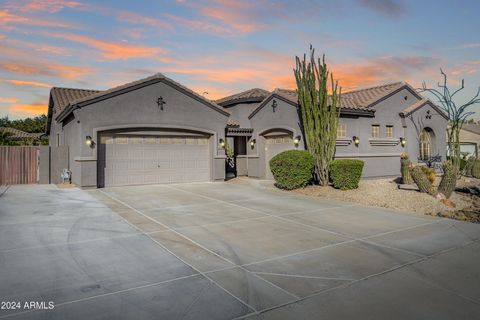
[156,96,165,110]
[425,110,432,119]
[272,99,277,112]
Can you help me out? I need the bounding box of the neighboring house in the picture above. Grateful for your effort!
[0,127,43,144]
[45,73,448,188]
[458,123,480,157]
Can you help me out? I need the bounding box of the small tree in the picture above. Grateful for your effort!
[294,46,341,186]
[419,69,479,169]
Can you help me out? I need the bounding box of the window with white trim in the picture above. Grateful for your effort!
[385,125,394,138]
[371,125,380,138]
[337,123,347,138]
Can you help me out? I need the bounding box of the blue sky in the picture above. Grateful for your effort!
[0,0,479,119]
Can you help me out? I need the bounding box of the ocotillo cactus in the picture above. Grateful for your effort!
[463,156,475,176]
[472,159,480,178]
[400,153,412,184]
[438,160,458,199]
[409,165,437,196]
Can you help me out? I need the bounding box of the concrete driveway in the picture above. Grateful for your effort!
[0,180,479,320]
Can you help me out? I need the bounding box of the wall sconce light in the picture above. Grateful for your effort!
[85,135,94,147]
[353,136,360,146]
[293,135,301,146]
[219,138,225,148]
[250,139,256,148]
[400,137,407,147]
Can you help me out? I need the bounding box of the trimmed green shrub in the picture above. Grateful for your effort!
[330,159,364,190]
[270,150,314,190]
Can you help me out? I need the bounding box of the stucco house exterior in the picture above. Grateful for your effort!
[44,73,448,187]
[457,123,480,157]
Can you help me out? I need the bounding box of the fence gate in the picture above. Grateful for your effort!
[0,146,39,185]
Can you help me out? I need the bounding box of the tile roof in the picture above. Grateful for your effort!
[226,118,240,127]
[216,88,270,107]
[0,127,43,139]
[341,82,405,108]
[272,88,361,110]
[54,73,229,121]
[50,87,100,115]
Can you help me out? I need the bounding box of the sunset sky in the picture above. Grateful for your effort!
[1,0,479,119]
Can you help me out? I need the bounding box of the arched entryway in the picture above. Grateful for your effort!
[419,127,435,160]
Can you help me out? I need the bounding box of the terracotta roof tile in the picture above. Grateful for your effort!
[0,127,43,139]
[216,88,270,106]
[50,87,100,115]
[341,82,404,108]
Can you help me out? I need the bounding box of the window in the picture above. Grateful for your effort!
[337,123,347,138]
[386,125,394,138]
[419,129,432,160]
[371,125,380,138]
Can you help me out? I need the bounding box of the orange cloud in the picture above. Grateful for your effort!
[47,32,170,61]
[116,11,173,31]
[450,67,478,76]
[10,102,47,115]
[163,14,229,35]
[0,10,77,29]
[0,61,93,79]
[4,0,83,13]
[0,97,19,104]
[1,79,50,88]
[198,3,264,34]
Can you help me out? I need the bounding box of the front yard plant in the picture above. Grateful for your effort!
[330,159,364,190]
[472,159,480,178]
[400,153,413,184]
[270,150,314,190]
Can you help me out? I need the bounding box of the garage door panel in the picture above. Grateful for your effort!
[265,136,294,180]
[99,134,210,187]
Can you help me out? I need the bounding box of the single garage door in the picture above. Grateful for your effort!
[98,134,210,187]
[264,135,294,180]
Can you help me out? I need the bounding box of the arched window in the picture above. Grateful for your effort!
[419,128,432,160]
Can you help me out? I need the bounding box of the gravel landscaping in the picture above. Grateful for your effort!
[291,176,480,216]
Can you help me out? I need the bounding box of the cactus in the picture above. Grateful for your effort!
[438,161,458,199]
[472,160,480,178]
[400,153,413,184]
[409,165,437,196]
[420,166,436,184]
[463,156,476,176]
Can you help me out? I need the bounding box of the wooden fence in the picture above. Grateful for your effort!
[0,146,39,185]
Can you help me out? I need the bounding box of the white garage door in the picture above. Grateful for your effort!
[98,134,210,187]
[264,135,294,180]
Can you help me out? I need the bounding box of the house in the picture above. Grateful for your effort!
[44,73,448,187]
[0,127,43,143]
[458,123,480,157]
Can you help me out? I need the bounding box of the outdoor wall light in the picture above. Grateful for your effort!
[353,136,360,146]
[293,135,301,145]
[250,139,256,148]
[219,138,225,148]
[400,137,407,147]
[85,135,94,147]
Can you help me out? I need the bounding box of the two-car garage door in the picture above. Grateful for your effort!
[97,133,210,187]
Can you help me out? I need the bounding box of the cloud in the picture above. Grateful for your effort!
[1,79,50,88]
[358,0,407,18]
[115,11,173,31]
[0,9,78,29]
[0,97,18,104]
[163,14,230,35]
[464,43,480,48]
[0,61,93,79]
[9,101,47,116]
[333,55,438,90]
[46,32,170,61]
[3,0,83,13]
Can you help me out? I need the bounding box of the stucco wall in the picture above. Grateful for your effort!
[52,81,228,187]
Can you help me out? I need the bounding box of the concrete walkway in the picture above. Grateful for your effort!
[0,180,479,319]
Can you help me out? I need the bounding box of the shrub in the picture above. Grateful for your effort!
[330,159,364,190]
[270,150,314,190]
[420,166,436,184]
